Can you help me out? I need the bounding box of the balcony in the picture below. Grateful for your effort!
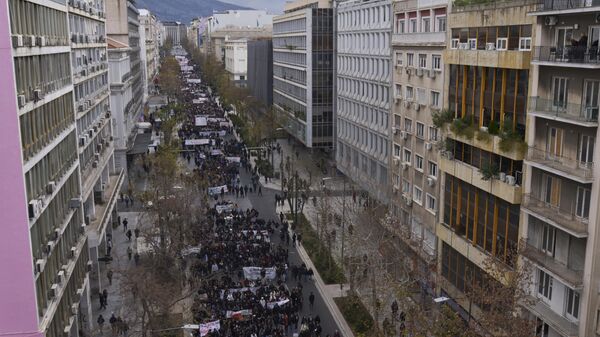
[451,0,539,12]
[392,32,446,47]
[526,147,594,183]
[520,242,583,288]
[522,194,588,237]
[444,48,531,69]
[444,125,526,161]
[86,169,124,247]
[532,46,600,68]
[529,97,598,126]
[521,297,579,337]
[440,155,522,204]
[532,0,600,14]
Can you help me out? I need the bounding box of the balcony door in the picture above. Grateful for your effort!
[552,77,569,111]
[556,27,573,60]
[542,174,561,208]
[546,126,564,158]
[579,134,595,167]
[576,186,591,219]
[583,79,600,119]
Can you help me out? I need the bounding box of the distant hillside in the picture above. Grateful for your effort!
[136,0,250,24]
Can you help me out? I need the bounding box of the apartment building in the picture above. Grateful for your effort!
[388,0,448,285]
[224,38,248,86]
[273,0,334,148]
[436,0,536,326]
[139,9,160,101]
[68,0,123,307]
[248,39,274,106]
[163,21,185,45]
[336,0,393,201]
[2,0,97,336]
[202,26,272,63]
[521,2,600,336]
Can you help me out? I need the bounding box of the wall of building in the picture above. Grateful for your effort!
[248,39,273,106]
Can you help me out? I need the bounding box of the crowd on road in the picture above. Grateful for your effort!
[169,48,341,337]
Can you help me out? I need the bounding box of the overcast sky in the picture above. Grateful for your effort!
[222,0,285,14]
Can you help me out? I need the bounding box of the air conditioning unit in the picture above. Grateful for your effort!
[401,162,409,170]
[71,303,78,316]
[36,36,46,47]
[427,177,435,187]
[77,104,84,112]
[506,175,516,186]
[392,127,398,135]
[86,260,93,272]
[11,34,23,48]
[49,283,58,299]
[404,196,413,207]
[17,94,26,108]
[93,126,98,133]
[428,70,436,79]
[35,259,46,273]
[400,131,407,139]
[92,160,98,168]
[94,152,100,161]
[425,142,432,151]
[56,270,65,284]
[79,223,86,234]
[480,126,489,132]
[416,68,424,77]
[69,197,82,209]
[545,16,558,26]
[26,35,35,47]
[486,43,496,51]
[46,181,56,194]
[83,102,89,110]
[33,89,44,102]
[109,136,114,141]
[96,143,103,152]
[70,246,77,259]
[414,103,421,111]
[28,199,42,218]
[393,157,399,166]
[404,101,411,108]
[46,241,55,254]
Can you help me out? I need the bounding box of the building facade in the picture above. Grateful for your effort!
[336,0,393,201]
[248,39,274,106]
[523,3,600,336]
[138,9,160,102]
[273,0,334,148]
[163,21,184,45]
[201,26,272,63]
[207,10,275,32]
[224,38,248,86]
[437,0,535,327]
[387,0,448,288]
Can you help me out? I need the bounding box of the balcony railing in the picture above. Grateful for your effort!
[522,193,588,236]
[534,0,600,11]
[520,241,583,287]
[527,146,594,181]
[452,0,538,12]
[529,96,599,124]
[533,46,600,65]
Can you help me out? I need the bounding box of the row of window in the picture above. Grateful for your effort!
[395,52,442,71]
[14,53,72,103]
[338,56,391,81]
[9,0,69,39]
[76,95,108,139]
[274,92,307,121]
[337,78,391,106]
[337,141,389,186]
[274,17,307,34]
[448,139,523,178]
[395,84,441,107]
[337,3,391,30]
[537,269,580,321]
[274,51,306,67]
[273,36,306,50]
[394,145,438,177]
[337,118,389,159]
[395,9,447,34]
[74,72,108,106]
[338,97,390,131]
[451,25,532,51]
[274,78,307,103]
[20,94,75,162]
[393,117,439,142]
[71,47,107,73]
[397,174,437,213]
[69,13,106,41]
[337,32,390,54]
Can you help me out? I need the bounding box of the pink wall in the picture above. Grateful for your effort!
[0,2,44,337]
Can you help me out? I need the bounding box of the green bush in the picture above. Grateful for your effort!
[256,158,274,178]
[488,120,500,135]
[450,117,475,139]
[432,109,454,128]
[335,296,375,335]
[479,163,499,181]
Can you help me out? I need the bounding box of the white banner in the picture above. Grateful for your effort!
[225,156,240,163]
[198,130,227,137]
[211,149,223,156]
[207,117,227,123]
[266,299,290,309]
[243,267,277,280]
[195,116,207,126]
[208,185,228,195]
[184,139,211,146]
[199,320,220,336]
[215,203,233,214]
[193,98,209,104]
[226,309,252,319]
[187,78,201,84]
[220,121,231,127]
[220,287,259,299]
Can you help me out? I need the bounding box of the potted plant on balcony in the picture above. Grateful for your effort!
[450,116,476,139]
[479,163,499,181]
[432,109,454,128]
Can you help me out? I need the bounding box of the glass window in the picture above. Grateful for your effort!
[413,186,423,204]
[429,126,439,141]
[419,54,427,68]
[426,193,436,212]
[431,91,440,108]
[406,86,414,100]
[538,269,553,301]
[403,148,412,163]
[432,55,441,70]
[416,122,425,138]
[404,118,412,132]
[395,52,403,66]
[567,288,580,320]
[436,15,446,32]
[428,161,438,177]
[415,155,424,171]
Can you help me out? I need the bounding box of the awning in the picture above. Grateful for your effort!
[128,132,152,155]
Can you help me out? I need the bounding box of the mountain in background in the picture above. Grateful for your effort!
[136,0,250,24]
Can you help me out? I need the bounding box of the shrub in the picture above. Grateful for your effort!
[450,117,475,139]
[334,296,375,335]
[476,130,492,143]
[432,109,454,128]
[479,163,499,181]
[488,120,500,135]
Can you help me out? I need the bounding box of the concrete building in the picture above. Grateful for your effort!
[335,0,393,201]
[522,3,600,336]
[163,21,185,45]
[388,0,448,291]
[248,39,274,106]
[437,0,535,328]
[207,10,275,32]
[139,9,160,102]
[201,26,272,63]
[272,0,334,148]
[224,38,248,86]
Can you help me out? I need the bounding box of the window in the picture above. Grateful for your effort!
[519,37,531,51]
[409,18,417,32]
[403,148,412,164]
[436,15,446,32]
[395,84,402,98]
[422,17,430,33]
[406,86,414,101]
[407,53,414,67]
[398,19,406,33]
[394,144,401,157]
[468,38,477,50]
[416,122,425,138]
[415,155,424,171]
[428,161,438,178]
[402,178,410,193]
[451,38,459,49]
[429,126,439,141]
[395,52,403,66]
[566,288,580,320]
[576,186,591,218]
[418,54,427,68]
[538,270,553,301]
[541,223,555,256]
[496,37,508,50]
[404,118,412,132]
[426,194,437,212]
[432,55,441,70]
[413,186,423,204]
[431,91,440,108]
